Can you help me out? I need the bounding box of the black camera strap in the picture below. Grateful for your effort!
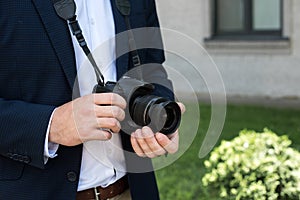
[52,0,105,86]
[115,0,143,81]
[115,0,141,68]
[52,0,143,85]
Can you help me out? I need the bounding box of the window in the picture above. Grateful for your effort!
[213,0,283,39]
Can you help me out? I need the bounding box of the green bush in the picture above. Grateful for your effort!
[202,129,300,200]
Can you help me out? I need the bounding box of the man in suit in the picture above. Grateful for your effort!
[0,0,183,199]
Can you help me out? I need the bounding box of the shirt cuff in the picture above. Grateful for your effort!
[44,109,59,164]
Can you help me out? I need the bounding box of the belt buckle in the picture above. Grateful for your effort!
[94,187,100,200]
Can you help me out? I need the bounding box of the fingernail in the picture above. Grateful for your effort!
[132,129,141,138]
[136,129,141,135]
[142,126,151,134]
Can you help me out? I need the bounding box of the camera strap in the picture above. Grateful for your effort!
[52,0,144,84]
[115,0,141,68]
[115,0,143,81]
[52,0,105,86]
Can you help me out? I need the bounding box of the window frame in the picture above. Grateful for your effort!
[212,0,283,39]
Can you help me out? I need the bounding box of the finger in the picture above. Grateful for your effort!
[78,128,112,143]
[177,102,186,114]
[141,127,166,157]
[91,129,112,141]
[131,131,146,157]
[94,105,125,121]
[135,128,156,158]
[96,118,121,133]
[155,132,179,154]
[93,93,126,109]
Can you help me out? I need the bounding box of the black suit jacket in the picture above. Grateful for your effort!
[0,0,173,199]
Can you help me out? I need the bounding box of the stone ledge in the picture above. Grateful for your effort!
[203,39,291,55]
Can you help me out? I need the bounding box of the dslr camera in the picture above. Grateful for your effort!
[93,77,181,135]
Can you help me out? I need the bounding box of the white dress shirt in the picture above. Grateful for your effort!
[44,0,127,192]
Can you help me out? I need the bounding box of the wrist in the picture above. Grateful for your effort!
[49,105,65,144]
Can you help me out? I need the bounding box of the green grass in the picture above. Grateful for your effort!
[155,104,300,200]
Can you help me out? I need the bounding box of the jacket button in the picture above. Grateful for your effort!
[22,156,31,164]
[12,154,21,161]
[67,171,77,182]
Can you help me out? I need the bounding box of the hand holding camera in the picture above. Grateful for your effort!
[49,93,126,146]
[49,77,183,159]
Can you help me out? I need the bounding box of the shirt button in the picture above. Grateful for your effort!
[66,171,77,182]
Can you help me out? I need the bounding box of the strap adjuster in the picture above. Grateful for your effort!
[132,54,141,67]
[94,187,100,200]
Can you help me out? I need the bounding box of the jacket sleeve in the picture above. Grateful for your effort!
[0,1,73,170]
[0,98,56,169]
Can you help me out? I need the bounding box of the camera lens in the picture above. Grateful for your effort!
[130,95,181,134]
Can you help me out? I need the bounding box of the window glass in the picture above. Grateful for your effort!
[253,0,281,30]
[217,0,245,32]
[214,0,282,37]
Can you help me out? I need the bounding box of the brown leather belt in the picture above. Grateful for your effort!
[76,175,129,200]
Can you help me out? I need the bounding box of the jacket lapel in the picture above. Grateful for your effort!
[31,0,77,90]
[110,0,129,80]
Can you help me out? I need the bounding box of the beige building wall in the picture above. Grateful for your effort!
[156,0,300,102]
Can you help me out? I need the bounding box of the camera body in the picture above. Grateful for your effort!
[93,77,181,135]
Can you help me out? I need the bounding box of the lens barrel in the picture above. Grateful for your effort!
[131,95,181,134]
